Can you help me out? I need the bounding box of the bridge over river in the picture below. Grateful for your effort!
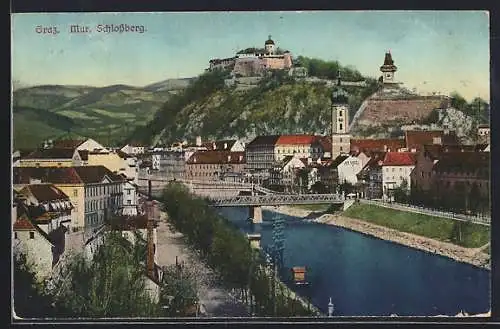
[137,178,344,223]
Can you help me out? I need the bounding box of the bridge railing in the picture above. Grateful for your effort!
[209,194,344,206]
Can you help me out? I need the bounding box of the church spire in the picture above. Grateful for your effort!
[337,69,342,86]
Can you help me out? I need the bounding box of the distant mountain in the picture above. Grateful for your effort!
[12,78,194,149]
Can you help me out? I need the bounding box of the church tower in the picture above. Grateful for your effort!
[265,35,275,55]
[331,70,351,158]
[380,51,397,84]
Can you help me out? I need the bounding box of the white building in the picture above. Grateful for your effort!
[121,143,146,155]
[121,179,139,216]
[382,152,416,201]
[336,155,364,185]
[13,215,55,281]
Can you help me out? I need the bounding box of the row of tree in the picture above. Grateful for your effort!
[14,231,162,318]
[160,182,318,317]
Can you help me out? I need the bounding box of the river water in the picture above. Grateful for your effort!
[218,207,490,317]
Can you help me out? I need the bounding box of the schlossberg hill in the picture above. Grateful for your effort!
[127,62,381,146]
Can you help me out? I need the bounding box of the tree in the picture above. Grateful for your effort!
[160,262,199,316]
[50,232,161,317]
[13,253,57,318]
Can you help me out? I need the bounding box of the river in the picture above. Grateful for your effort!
[218,207,490,317]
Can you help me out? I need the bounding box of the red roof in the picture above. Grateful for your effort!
[276,135,319,145]
[383,152,417,166]
[13,216,36,230]
[52,139,86,149]
[405,130,459,151]
[351,139,405,153]
[187,151,245,165]
[13,166,124,185]
[20,184,70,202]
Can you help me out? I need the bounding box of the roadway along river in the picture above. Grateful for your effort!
[218,207,490,317]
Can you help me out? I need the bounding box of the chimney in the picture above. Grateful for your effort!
[224,142,228,149]
[239,155,243,162]
[383,145,388,152]
[196,136,202,147]
[227,155,231,162]
[213,142,217,150]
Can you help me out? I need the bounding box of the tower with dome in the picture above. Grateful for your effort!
[331,70,351,157]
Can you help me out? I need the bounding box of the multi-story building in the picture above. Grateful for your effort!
[274,135,324,162]
[150,150,186,180]
[245,135,281,175]
[121,179,139,216]
[13,166,125,242]
[16,184,73,233]
[381,152,417,201]
[357,152,386,199]
[15,148,84,167]
[185,151,246,181]
[404,130,459,153]
[203,139,246,152]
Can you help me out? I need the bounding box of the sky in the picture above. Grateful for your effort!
[12,11,490,101]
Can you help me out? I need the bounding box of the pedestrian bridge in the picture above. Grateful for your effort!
[208,193,344,207]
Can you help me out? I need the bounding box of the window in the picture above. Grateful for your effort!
[339,110,343,117]
[14,232,17,239]
[29,232,35,239]
[339,123,343,131]
[73,189,78,197]
[340,146,343,152]
[127,200,131,205]
[340,138,343,143]
[392,168,395,172]
[127,189,131,195]
[399,168,402,172]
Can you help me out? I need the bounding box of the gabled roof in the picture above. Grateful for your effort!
[363,152,387,170]
[330,155,350,168]
[383,152,417,166]
[351,139,405,153]
[186,151,245,165]
[52,139,86,149]
[13,166,124,185]
[13,215,36,230]
[433,152,490,176]
[23,148,76,160]
[116,150,132,159]
[421,144,479,161]
[14,167,83,184]
[247,135,280,147]
[20,184,70,203]
[74,166,124,184]
[404,130,459,151]
[276,135,320,145]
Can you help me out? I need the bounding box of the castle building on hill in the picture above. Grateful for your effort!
[208,35,293,77]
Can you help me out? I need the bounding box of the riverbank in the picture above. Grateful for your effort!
[263,206,490,271]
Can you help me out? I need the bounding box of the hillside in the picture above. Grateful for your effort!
[12,78,193,149]
[128,68,381,146]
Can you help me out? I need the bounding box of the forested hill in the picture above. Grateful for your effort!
[127,58,380,146]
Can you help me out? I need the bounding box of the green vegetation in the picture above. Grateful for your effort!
[343,203,490,248]
[160,182,318,317]
[13,79,190,148]
[450,92,489,124]
[14,230,182,318]
[129,63,380,146]
[49,231,161,317]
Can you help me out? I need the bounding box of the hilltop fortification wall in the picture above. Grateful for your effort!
[355,96,449,127]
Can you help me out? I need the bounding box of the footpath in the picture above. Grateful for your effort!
[156,209,250,317]
[263,206,490,271]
